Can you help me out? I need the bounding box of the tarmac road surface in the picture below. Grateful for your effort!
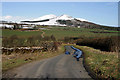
[3,46,92,79]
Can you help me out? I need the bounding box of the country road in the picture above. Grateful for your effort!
[3,46,92,79]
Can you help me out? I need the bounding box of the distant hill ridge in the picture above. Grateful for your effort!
[1,14,119,31]
[21,14,119,31]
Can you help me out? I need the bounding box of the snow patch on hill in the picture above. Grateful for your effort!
[33,14,57,21]
[57,14,74,20]
[21,14,89,26]
[76,18,88,21]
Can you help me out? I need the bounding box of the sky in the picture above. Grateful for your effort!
[1,2,118,27]
[1,0,120,2]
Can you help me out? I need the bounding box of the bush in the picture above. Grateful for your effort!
[76,36,120,52]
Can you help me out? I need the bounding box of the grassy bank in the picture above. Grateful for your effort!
[73,45,119,79]
[2,45,65,72]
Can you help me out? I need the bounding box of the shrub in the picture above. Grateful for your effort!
[76,36,120,52]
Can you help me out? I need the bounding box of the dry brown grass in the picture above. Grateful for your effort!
[2,45,64,72]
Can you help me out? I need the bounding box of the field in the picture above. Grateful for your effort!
[42,27,119,40]
[2,29,42,38]
[2,27,119,51]
[2,27,119,40]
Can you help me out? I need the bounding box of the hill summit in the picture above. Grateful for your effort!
[21,14,91,26]
[21,14,119,31]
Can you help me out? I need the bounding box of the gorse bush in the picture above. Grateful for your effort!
[76,36,119,52]
[63,36,119,52]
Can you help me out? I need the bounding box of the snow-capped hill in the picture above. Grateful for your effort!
[76,18,88,21]
[21,14,93,27]
[33,14,57,21]
[57,14,74,20]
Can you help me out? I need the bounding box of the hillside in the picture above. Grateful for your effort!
[21,14,119,31]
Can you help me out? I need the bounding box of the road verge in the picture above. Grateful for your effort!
[73,45,119,79]
[2,45,65,72]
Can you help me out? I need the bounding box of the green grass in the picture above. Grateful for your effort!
[2,27,119,40]
[2,29,42,38]
[2,58,28,71]
[73,45,119,79]
[43,27,119,40]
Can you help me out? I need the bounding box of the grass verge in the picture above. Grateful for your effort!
[2,45,65,72]
[73,45,119,79]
